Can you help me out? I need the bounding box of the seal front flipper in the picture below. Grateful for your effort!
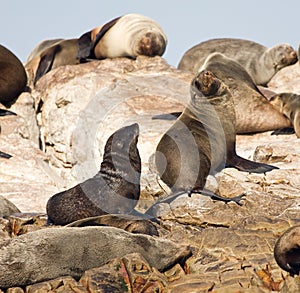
[77,16,121,61]
[226,155,278,173]
[34,45,60,84]
[0,150,12,159]
[152,112,182,120]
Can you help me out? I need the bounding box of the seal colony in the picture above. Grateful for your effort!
[25,13,167,84]
[178,38,298,86]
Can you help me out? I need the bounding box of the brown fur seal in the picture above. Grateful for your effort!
[78,13,167,61]
[66,214,159,236]
[26,38,64,62]
[0,45,27,104]
[178,38,298,86]
[25,39,79,85]
[47,123,141,225]
[200,53,292,133]
[0,226,191,288]
[270,93,300,138]
[155,70,277,201]
[274,225,300,275]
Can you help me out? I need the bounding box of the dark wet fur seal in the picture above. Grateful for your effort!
[78,13,167,61]
[66,214,159,236]
[25,39,80,85]
[47,123,141,225]
[274,225,300,275]
[178,38,298,86]
[270,93,300,138]
[155,70,277,204]
[0,45,27,104]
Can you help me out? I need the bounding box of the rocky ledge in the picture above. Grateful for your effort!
[0,57,299,292]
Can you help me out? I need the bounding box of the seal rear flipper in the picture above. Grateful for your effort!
[0,109,17,116]
[152,112,182,120]
[77,31,93,61]
[0,150,12,159]
[34,45,60,84]
[227,155,278,173]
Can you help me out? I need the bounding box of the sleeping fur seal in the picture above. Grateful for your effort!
[0,45,27,104]
[155,70,277,199]
[78,13,167,61]
[25,39,79,85]
[269,93,300,138]
[26,38,64,63]
[0,226,191,288]
[47,123,141,225]
[178,38,298,86]
[274,225,300,275]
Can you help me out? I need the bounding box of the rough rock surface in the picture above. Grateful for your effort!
[0,56,299,291]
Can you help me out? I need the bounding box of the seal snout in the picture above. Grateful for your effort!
[194,70,221,96]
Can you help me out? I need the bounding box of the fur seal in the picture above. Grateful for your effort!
[26,38,64,63]
[0,226,191,288]
[25,39,80,85]
[200,53,292,133]
[178,38,298,86]
[78,13,167,61]
[274,225,300,275]
[0,45,27,104]
[269,93,300,138]
[66,214,159,236]
[155,70,277,201]
[46,123,141,225]
[154,53,292,134]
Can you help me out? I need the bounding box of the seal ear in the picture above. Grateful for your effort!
[77,31,93,61]
[34,45,60,84]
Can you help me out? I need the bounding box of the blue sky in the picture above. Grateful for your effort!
[2,1,299,67]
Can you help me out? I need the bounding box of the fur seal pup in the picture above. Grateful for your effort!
[0,226,191,288]
[274,225,300,275]
[178,38,298,86]
[155,70,277,201]
[78,13,167,61]
[25,39,80,85]
[47,123,141,225]
[270,93,300,138]
[66,214,159,236]
[0,45,27,104]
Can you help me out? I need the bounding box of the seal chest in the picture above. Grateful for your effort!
[46,123,141,225]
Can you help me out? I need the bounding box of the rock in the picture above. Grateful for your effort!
[0,195,20,217]
[80,253,168,292]
[0,112,61,213]
[32,57,193,190]
[25,276,87,293]
[6,288,25,293]
[0,226,191,288]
